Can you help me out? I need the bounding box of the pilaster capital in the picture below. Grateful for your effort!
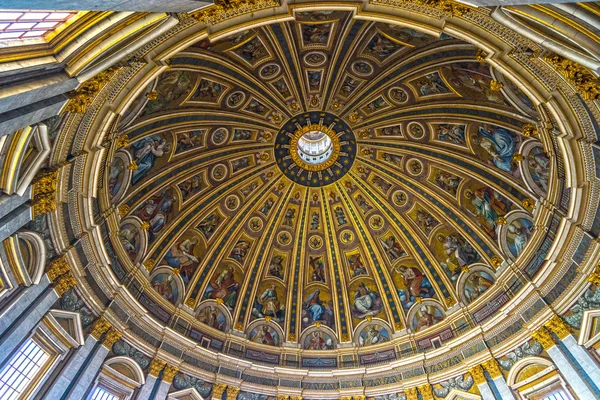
[90,317,111,340]
[226,386,240,399]
[405,387,418,400]
[468,365,487,384]
[53,271,77,296]
[162,364,179,384]
[290,397,302,400]
[353,396,366,400]
[148,358,166,377]
[45,255,70,282]
[102,328,122,349]
[212,383,227,398]
[482,358,503,379]
[589,272,600,286]
[545,315,571,340]
[532,326,556,349]
[276,396,289,400]
[418,384,434,400]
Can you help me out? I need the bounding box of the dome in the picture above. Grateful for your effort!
[5,1,600,399]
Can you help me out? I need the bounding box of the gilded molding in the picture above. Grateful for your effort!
[162,364,179,383]
[531,326,556,349]
[65,67,120,113]
[90,317,111,340]
[544,54,600,101]
[32,170,59,217]
[193,0,281,25]
[545,315,571,340]
[103,328,122,348]
[418,384,434,400]
[482,358,503,379]
[148,358,167,377]
[53,271,77,296]
[405,388,418,400]
[226,386,240,399]
[212,383,228,398]
[468,365,486,385]
[45,255,70,283]
[370,0,471,17]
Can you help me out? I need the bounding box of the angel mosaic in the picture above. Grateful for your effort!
[175,130,204,153]
[268,255,285,279]
[253,284,285,322]
[464,186,511,239]
[309,255,326,283]
[437,233,480,280]
[164,236,200,285]
[130,135,171,185]
[203,265,240,310]
[151,273,179,304]
[347,252,368,278]
[135,189,176,238]
[436,123,466,145]
[229,239,250,264]
[393,265,434,310]
[380,235,406,262]
[301,23,332,45]
[414,209,439,235]
[198,213,221,239]
[433,171,462,196]
[233,37,268,64]
[471,126,519,175]
[414,72,450,96]
[351,282,383,319]
[302,289,335,328]
[365,32,403,61]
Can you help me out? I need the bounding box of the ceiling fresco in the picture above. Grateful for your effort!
[102,10,548,358]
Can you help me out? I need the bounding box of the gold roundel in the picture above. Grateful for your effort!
[289,123,341,172]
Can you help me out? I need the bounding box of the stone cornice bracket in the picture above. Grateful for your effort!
[191,0,282,25]
[162,364,179,384]
[482,358,503,379]
[102,327,122,349]
[544,54,600,101]
[226,386,240,399]
[32,169,59,217]
[148,358,167,377]
[369,0,471,17]
[544,315,571,340]
[90,316,112,340]
[418,384,434,400]
[531,326,556,349]
[64,66,121,114]
[468,365,487,384]
[588,262,600,286]
[45,255,70,283]
[405,387,418,400]
[212,382,228,398]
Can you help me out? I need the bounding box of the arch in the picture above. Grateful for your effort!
[4,230,46,286]
[0,123,51,196]
[103,356,146,385]
[507,356,554,386]
[446,389,481,400]
[167,387,205,400]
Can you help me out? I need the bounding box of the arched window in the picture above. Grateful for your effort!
[88,356,145,400]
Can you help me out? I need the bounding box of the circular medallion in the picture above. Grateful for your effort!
[225,195,240,211]
[260,63,281,79]
[275,111,356,187]
[369,215,384,231]
[211,128,229,145]
[227,91,246,108]
[339,230,354,244]
[309,235,323,250]
[392,190,408,206]
[211,164,228,181]
[352,60,373,77]
[406,122,425,139]
[277,231,292,246]
[388,87,409,104]
[249,217,263,232]
[304,52,327,67]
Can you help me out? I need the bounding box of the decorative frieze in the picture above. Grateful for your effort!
[544,54,600,101]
